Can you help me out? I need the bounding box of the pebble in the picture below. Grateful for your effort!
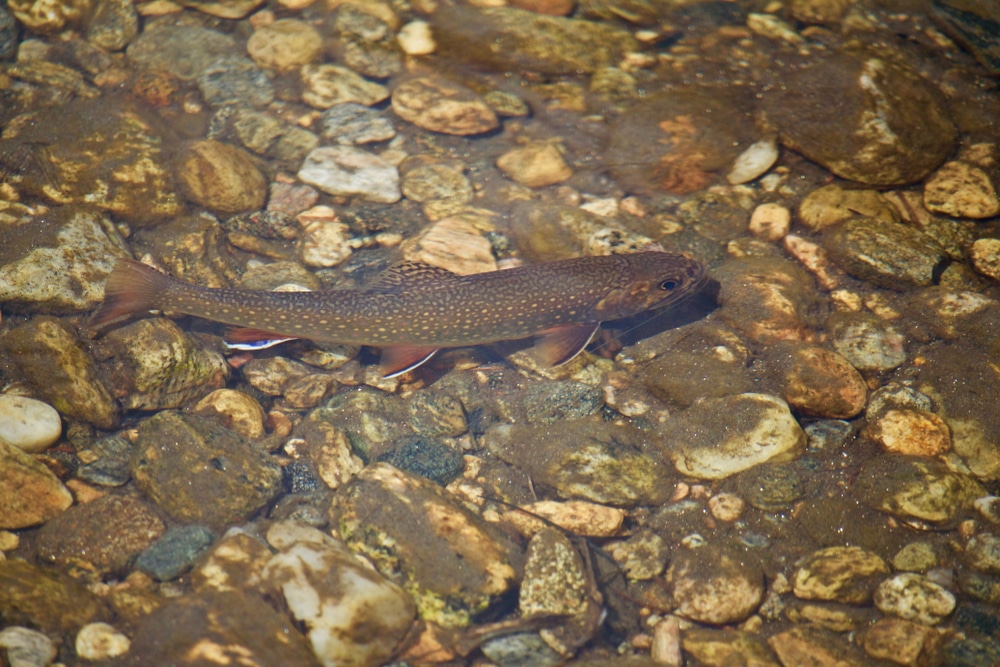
[391,75,498,135]
[708,493,746,521]
[485,420,675,506]
[727,138,780,185]
[401,163,473,205]
[176,139,267,214]
[862,616,942,666]
[496,142,573,188]
[966,534,1000,574]
[0,627,57,667]
[36,494,165,577]
[827,312,907,372]
[297,146,401,203]
[132,411,282,528]
[0,438,73,529]
[737,464,804,512]
[329,4,402,78]
[501,499,625,538]
[870,408,952,457]
[297,208,353,268]
[480,633,563,667]
[377,435,465,486]
[805,419,853,451]
[975,496,1000,524]
[666,545,765,624]
[666,393,805,480]
[874,573,956,625]
[301,63,389,109]
[401,214,498,275]
[192,389,265,439]
[319,103,396,145]
[86,0,138,52]
[329,463,521,628]
[969,238,1000,281]
[923,160,1000,219]
[177,0,263,19]
[246,18,321,72]
[267,182,319,217]
[7,0,86,33]
[98,318,229,411]
[135,525,216,581]
[856,456,986,524]
[190,531,272,594]
[197,55,274,108]
[798,184,900,232]
[0,395,61,453]
[793,546,890,604]
[607,531,668,580]
[75,622,131,660]
[892,541,939,572]
[762,342,867,419]
[261,521,415,666]
[681,628,777,667]
[519,527,601,655]
[748,202,790,241]
[397,19,435,55]
[291,409,364,489]
[825,217,948,290]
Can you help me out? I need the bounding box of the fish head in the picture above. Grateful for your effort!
[593,252,707,320]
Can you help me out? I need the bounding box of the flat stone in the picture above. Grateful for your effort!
[127,24,237,81]
[856,455,986,523]
[301,64,389,109]
[667,546,765,625]
[798,184,900,232]
[0,627,58,667]
[176,0,263,19]
[135,525,216,581]
[871,409,952,457]
[824,217,947,291]
[298,146,401,203]
[76,622,131,661]
[664,393,805,480]
[924,160,1000,219]
[970,238,1000,281]
[0,438,72,529]
[329,463,522,628]
[37,494,165,577]
[319,103,396,145]
[0,559,108,634]
[132,411,282,528]
[762,342,867,419]
[497,142,572,188]
[793,546,890,605]
[247,18,321,73]
[875,573,956,625]
[862,616,942,666]
[768,625,868,667]
[714,257,818,344]
[391,75,498,136]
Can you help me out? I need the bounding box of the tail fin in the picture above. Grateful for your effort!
[90,258,172,329]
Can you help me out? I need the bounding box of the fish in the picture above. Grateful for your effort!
[90,252,707,377]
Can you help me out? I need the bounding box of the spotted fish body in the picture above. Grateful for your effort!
[92,252,706,374]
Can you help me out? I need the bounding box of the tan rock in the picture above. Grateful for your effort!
[0,438,73,529]
[391,75,498,135]
[863,617,941,666]
[192,389,266,439]
[247,19,322,72]
[502,500,625,537]
[749,202,791,240]
[924,160,1000,219]
[872,409,951,457]
[793,546,889,605]
[497,142,572,188]
[176,140,267,215]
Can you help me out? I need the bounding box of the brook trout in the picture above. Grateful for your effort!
[91,252,706,376]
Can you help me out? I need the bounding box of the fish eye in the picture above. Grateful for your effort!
[659,279,679,291]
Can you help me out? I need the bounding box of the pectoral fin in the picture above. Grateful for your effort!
[536,323,600,367]
[380,346,440,378]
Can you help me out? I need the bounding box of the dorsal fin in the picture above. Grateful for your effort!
[364,261,463,294]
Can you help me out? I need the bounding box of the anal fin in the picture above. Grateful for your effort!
[380,346,440,378]
[224,327,298,350]
[535,323,600,367]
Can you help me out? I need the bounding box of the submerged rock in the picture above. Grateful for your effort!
[329,463,522,628]
[262,521,416,667]
[0,438,73,529]
[132,411,282,528]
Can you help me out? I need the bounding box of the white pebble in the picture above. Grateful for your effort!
[0,626,57,667]
[76,623,131,660]
[727,138,779,184]
[397,20,436,55]
[0,395,61,453]
[749,202,791,241]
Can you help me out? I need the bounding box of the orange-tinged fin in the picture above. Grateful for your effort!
[90,258,171,329]
[536,323,600,367]
[380,346,440,378]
